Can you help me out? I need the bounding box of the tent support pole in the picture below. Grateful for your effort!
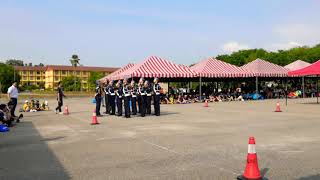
[317,75,319,104]
[199,77,202,101]
[255,76,259,94]
[168,82,170,95]
[302,76,305,98]
[286,77,288,106]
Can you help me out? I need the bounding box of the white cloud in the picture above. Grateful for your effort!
[270,41,302,51]
[273,24,320,43]
[222,42,250,53]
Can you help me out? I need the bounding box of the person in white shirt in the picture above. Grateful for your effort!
[7,82,19,117]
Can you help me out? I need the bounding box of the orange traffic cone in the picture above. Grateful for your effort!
[275,102,282,112]
[91,109,99,125]
[237,137,268,180]
[203,99,209,107]
[63,105,69,115]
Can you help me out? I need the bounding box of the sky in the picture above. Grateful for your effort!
[1,0,320,67]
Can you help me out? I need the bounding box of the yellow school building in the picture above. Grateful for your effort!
[14,65,118,90]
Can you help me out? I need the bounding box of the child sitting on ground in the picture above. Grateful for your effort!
[23,100,31,112]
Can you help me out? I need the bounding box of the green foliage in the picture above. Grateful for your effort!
[70,54,80,67]
[216,44,320,66]
[6,59,24,66]
[61,76,81,91]
[21,84,38,91]
[88,72,105,90]
[0,63,20,93]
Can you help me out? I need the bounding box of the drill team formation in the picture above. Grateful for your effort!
[93,77,161,118]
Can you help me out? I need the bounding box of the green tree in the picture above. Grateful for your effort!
[88,72,105,90]
[61,76,81,91]
[216,44,320,66]
[0,63,20,93]
[6,59,24,66]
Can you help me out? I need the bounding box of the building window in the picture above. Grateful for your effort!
[83,72,87,75]
[37,71,40,75]
[54,70,59,75]
[62,71,66,75]
[55,77,59,81]
[29,71,33,75]
[23,77,27,80]
[37,77,41,80]
[76,71,80,75]
[30,77,34,80]
[23,71,27,75]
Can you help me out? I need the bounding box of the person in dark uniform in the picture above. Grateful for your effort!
[139,80,146,117]
[55,81,66,114]
[130,80,137,115]
[103,80,110,114]
[108,80,116,115]
[153,78,161,116]
[145,80,152,115]
[137,78,144,114]
[95,81,103,117]
[116,81,123,116]
[123,78,131,118]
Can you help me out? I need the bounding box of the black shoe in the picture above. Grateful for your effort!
[110,113,115,115]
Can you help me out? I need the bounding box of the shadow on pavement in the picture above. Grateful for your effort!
[296,174,320,180]
[0,121,70,180]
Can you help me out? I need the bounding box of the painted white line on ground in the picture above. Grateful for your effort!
[143,140,182,155]
[96,137,106,141]
[211,162,239,175]
[279,150,304,153]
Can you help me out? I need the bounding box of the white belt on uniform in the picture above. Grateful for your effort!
[125,94,131,97]
[110,93,115,96]
[155,92,160,95]
[132,95,137,98]
[118,96,122,98]
[147,94,152,96]
[141,93,146,95]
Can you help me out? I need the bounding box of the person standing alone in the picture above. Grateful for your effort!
[95,81,103,117]
[55,82,66,114]
[7,82,19,117]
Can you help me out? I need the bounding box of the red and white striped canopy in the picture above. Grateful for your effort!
[284,60,311,71]
[190,57,252,78]
[100,63,135,81]
[116,56,197,79]
[241,58,288,77]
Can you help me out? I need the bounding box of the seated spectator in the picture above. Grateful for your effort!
[0,103,23,126]
[23,100,31,112]
[35,100,41,111]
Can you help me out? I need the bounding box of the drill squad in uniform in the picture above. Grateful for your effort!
[94,78,162,118]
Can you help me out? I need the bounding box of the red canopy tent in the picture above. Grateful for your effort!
[288,60,320,76]
[285,60,311,98]
[100,63,135,81]
[191,57,252,78]
[288,60,320,103]
[115,56,197,79]
[241,58,288,77]
[241,58,288,93]
[284,60,310,71]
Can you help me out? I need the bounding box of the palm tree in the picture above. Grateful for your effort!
[70,54,81,91]
[70,54,80,67]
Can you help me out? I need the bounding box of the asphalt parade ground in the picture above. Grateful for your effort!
[1,98,320,180]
